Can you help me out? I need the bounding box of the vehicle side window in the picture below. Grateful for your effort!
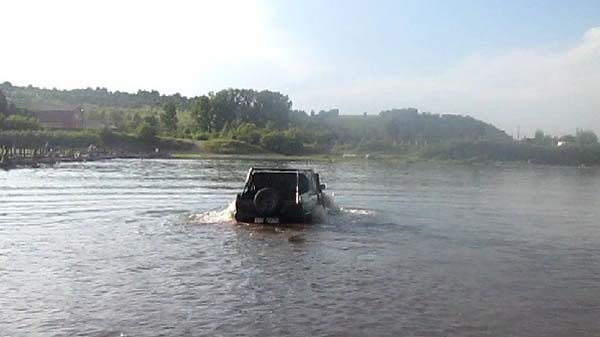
[309,174,316,192]
[299,174,310,194]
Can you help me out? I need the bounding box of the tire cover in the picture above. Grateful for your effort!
[254,187,282,216]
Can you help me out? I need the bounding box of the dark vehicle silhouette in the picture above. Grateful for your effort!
[234,167,328,224]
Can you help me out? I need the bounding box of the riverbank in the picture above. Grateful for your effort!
[3,127,600,168]
[171,151,599,170]
[1,152,173,169]
[3,138,600,170]
[179,138,600,167]
[3,152,598,172]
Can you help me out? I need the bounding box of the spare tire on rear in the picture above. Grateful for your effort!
[254,187,282,216]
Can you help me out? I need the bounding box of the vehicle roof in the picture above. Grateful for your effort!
[249,167,315,174]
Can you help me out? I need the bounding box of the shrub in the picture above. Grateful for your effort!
[260,131,304,155]
[233,123,261,145]
[202,139,265,154]
[193,132,211,141]
[0,114,40,130]
[137,122,157,145]
[0,130,99,150]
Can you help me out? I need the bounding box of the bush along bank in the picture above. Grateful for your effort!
[423,141,600,166]
[0,128,193,161]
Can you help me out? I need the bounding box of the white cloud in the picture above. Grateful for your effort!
[3,2,598,137]
[295,27,600,137]
[1,0,316,95]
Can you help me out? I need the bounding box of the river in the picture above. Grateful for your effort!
[1,159,600,336]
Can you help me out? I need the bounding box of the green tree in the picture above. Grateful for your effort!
[255,90,292,128]
[210,90,237,131]
[98,126,116,146]
[130,113,142,130]
[560,134,576,144]
[160,102,178,133]
[576,130,598,146]
[233,123,261,145]
[260,131,304,155]
[136,115,159,147]
[137,121,158,145]
[109,110,125,129]
[0,89,7,115]
[534,130,545,142]
[192,95,212,132]
[532,129,554,146]
[143,115,159,129]
[0,115,40,130]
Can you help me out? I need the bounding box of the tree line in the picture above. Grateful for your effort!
[2,83,600,164]
[0,81,191,110]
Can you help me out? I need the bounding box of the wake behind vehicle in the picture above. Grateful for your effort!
[234,167,329,224]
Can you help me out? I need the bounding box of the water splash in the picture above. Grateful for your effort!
[186,195,376,226]
[187,201,236,224]
[338,207,377,216]
[322,192,340,214]
[327,207,379,226]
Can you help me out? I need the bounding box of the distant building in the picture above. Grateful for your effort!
[30,108,83,129]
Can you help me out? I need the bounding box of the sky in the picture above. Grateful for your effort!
[2,0,599,136]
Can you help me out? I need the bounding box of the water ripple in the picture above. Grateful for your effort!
[1,159,600,336]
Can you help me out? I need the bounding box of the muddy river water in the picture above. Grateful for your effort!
[1,159,600,336]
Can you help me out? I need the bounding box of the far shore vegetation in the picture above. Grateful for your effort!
[1,81,600,166]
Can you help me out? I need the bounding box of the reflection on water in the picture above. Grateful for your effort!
[1,159,600,336]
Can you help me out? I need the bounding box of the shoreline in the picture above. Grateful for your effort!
[1,152,171,169]
[2,151,598,170]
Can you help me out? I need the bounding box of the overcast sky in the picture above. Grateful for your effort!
[2,0,599,136]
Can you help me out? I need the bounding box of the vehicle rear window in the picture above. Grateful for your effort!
[250,172,311,195]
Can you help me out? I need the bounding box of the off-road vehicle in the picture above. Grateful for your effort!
[234,167,328,224]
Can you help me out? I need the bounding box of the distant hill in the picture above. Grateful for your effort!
[322,108,511,145]
[0,81,192,111]
[1,81,511,147]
